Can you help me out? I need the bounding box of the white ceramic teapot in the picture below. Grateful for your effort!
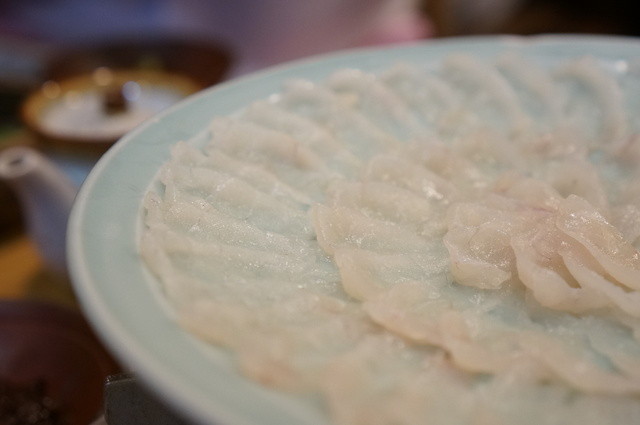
[0,146,79,275]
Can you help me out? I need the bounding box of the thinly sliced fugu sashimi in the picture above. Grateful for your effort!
[363,153,458,201]
[363,273,533,371]
[533,157,609,215]
[362,281,453,346]
[611,203,640,247]
[333,248,449,300]
[327,68,425,141]
[440,54,530,136]
[321,332,640,425]
[584,316,640,380]
[553,57,628,146]
[142,191,333,285]
[325,180,448,237]
[493,175,562,211]
[404,141,491,194]
[437,310,548,377]
[207,117,338,199]
[169,142,313,207]
[364,276,640,394]
[562,247,640,318]
[278,79,401,157]
[618,61,640,134]
[316,180,640,393]
[142,227,338,287]
[164,161,311,211]
[511,227,609,313]
[557,195,640,291]
[517,330,640,394]
[311,205,436,256]
[321,335,476,425]
[160,167,313,238]
[496,53,562,133]
[243,100,362,176]
[444,195,550,289]
[208,117,327,171]
[181,293,377,391]
[380,63,457,135]
[444,225,512,290]
[141,230,337,312]
[450,127,525,178]
[479,372,640,425]
[144,191,308,252]
[516,127,590,169]
[608,138,640,210]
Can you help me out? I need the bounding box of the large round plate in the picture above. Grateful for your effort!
[67,35,640,425]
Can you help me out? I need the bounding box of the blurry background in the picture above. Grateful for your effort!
[425,0,637,36]
[0,0,431,78]
[0,0,429,238]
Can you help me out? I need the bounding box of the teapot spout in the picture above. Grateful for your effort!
[0,146,79,275]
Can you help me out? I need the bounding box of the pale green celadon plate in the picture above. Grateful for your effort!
[67,35,640,425]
